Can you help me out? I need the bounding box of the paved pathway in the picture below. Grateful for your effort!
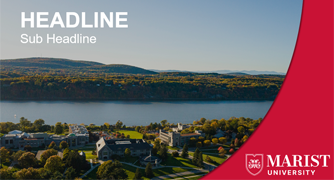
[80,163,101,179]
[152,170,208,180]
[172,173,207,180]
[8,161,18,169]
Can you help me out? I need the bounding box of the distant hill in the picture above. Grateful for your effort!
[226,72,249,75]
[151,69,285,75]
[0,57,157,75]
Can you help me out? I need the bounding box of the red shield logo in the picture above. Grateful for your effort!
[245,154,263,176]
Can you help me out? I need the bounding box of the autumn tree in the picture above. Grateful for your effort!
[40,149,58,165]
[59,141,69,149]
[97,160,128,179]
[196,142,202,148]
[211,138,218,145]
[0,168,14,179]
[14,167,41,179]
[18,152,37,168]
[48,141,56,149]
[55,122,63,134]
[219,137,227,144]
[0,147,10,165]
[124,148,131,159]
[65,166,77,179]
[44,155,63,173]
[237,126,245,135]
[63,148,70,161]
[203,140,211,147]
[219,148,227,157]
[115,120,123,130]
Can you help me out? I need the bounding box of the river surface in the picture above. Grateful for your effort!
[0,101,273,126]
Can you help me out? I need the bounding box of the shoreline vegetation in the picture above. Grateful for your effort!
[0,58,283,101]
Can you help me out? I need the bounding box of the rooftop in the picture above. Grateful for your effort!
[180,133,201,137]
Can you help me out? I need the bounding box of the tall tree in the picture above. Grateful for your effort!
[145,162,153,178]
[63,148,70,161]
[33,119,45,131]
[134,168,142,180]
[65,150,83,173]
[197,151,203,168]
[192,148,200,165]
[54,122,63,134]
[115,120,123,129]
[181,144,188,158]
[159,144,168,161]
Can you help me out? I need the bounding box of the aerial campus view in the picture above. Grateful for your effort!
[0,58,273,179]
[0,1,302,179]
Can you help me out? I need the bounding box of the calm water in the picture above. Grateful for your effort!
[0,101,273,126]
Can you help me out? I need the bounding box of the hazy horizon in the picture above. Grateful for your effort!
[0,0,302,73]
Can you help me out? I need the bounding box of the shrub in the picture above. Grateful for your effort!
[203,140,211,147]
[205,155,215,163]
[24,145,32,151]
[172,151,179,157]
[211,138,218,145]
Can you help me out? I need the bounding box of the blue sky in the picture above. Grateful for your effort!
[0,0,302,73]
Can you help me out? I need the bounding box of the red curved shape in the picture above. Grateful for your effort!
[202,0,333,179]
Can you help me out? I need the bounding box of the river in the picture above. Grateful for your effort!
[0,101,273,126]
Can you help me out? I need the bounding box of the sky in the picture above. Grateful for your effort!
[0,0,303,73]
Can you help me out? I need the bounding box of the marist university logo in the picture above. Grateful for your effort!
[245,154,263,176]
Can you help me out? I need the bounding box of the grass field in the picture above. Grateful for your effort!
[189,152,226,166]
[167,146,180,150]
[164,173,208,180]
[122,164,192,178]
[161,154,197,168]
[82,150,97,159]
[114,130,143,139]
[83,158,198,180]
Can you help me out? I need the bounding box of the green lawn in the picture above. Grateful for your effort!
[84,161,197,179]
[120,156,140,164]
[189,152,227,166]
[164,173,208,180]
[167,146,180,150]
[83,150,97,159]
[114,130,143,139]
[161,154,197,168]
[123,164,191,178]
[200,149,219,153]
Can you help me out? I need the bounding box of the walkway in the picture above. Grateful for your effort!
[79,163,101,178]
[152,170,208,180]
[173,173,207,180]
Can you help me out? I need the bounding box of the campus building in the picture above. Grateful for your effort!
[0,125,89,150]
[159,129,205,147]
[96,138,152,160]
